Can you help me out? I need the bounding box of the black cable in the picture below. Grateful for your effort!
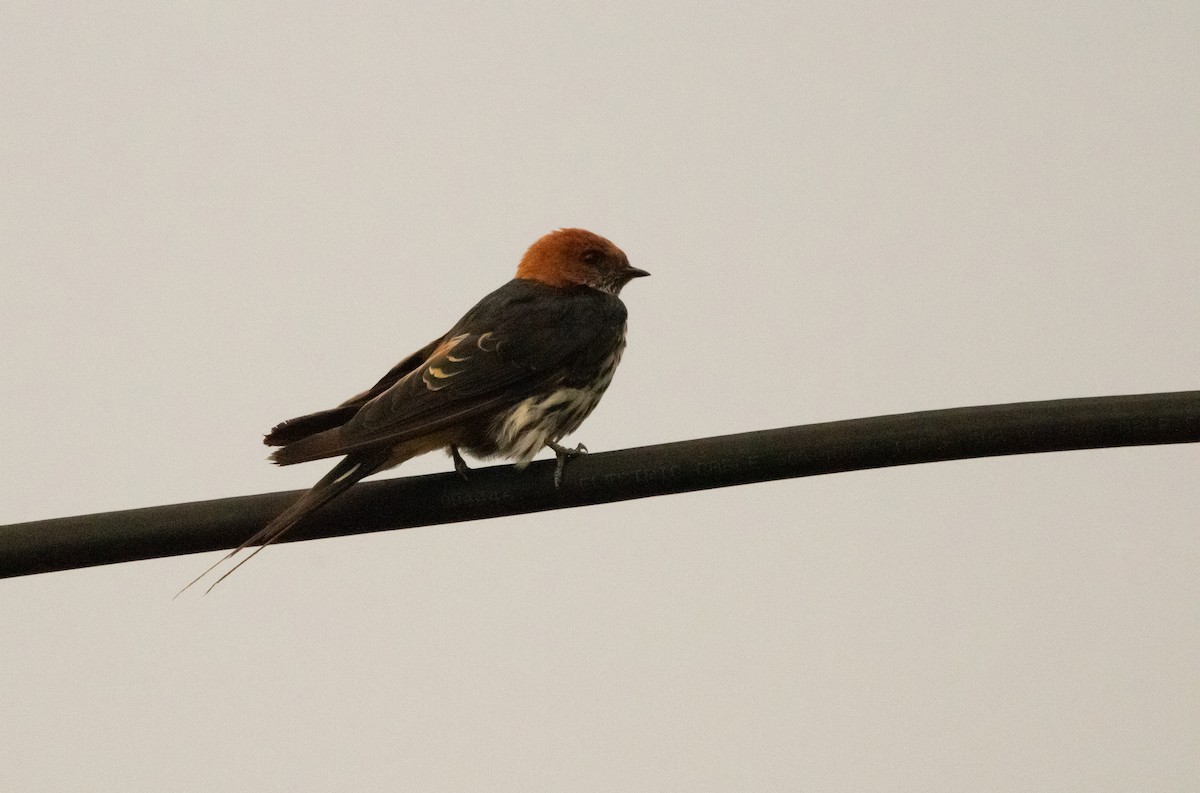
[2,390,1197,579]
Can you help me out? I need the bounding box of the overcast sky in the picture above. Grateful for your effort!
[2,2,1198,790]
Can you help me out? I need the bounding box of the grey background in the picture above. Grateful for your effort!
[2,2,1197,790]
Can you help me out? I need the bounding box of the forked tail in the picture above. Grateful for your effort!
[176,452,387,596]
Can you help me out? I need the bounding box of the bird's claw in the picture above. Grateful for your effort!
[451,446,472,481]
[548,441,588,488]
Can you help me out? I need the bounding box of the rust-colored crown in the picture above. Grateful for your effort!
[515,228,648,293]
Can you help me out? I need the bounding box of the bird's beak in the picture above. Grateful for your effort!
[625,266,651,279]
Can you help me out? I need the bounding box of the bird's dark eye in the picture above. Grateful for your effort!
[581,249,601,265]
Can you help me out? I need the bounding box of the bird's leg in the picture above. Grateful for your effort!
[547,441,588,488]
[451,445,472,481]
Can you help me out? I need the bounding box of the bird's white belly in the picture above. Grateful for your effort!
[489,338,624,466]
[489,387,600,465]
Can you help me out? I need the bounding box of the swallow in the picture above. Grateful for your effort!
[183,228,648,593]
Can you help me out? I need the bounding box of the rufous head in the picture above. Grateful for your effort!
[515,228,649,295]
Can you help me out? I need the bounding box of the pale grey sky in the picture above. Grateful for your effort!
[2,2,1198,790]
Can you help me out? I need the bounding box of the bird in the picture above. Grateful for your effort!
[181,228,648,593]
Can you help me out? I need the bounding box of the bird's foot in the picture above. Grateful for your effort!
[451,446,472,481]
[547,441,588,488]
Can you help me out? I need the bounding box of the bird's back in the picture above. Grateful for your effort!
[266,279,628,466]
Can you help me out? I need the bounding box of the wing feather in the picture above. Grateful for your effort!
[263,334,446,447]
[269,280,627,465]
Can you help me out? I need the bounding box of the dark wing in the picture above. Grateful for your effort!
[263,334,447,447]
[269,280,627,465]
